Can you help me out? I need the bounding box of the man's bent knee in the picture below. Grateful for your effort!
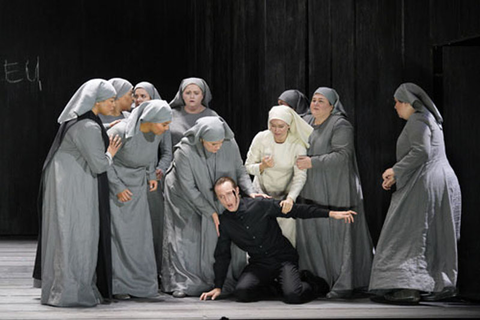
[234,288,257,302]
[283,292,305,304]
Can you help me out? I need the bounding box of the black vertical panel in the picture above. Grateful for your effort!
[230,0,265,157]
[208,0,232,127]
[264,0,287,110]
[1,1,56,235]
[0,0,194,235]
[307,0,331,95]
[443,46,480,300]
[331,0,355,122]
[230,0,251,154]
[193,0,214,84]
[431,0,480,45]
[354,0,404,244]
[403,0,434,94]
[284,0,308,98]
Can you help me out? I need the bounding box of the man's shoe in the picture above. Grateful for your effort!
[113,294,131,300]
[421,287,458,302]
[384,289,420,304]
[300,270,330,297]
[172,290,187,298]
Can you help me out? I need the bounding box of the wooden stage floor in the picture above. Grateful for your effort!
[1,239,479,319]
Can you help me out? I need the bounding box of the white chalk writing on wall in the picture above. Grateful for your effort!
[3,56,42,91]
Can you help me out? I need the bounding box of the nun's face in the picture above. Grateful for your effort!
[310,94,333,119]
[149,121,171,135]
[117,89,134,111]
[202,139,224,153]
[394,98,415,120]
[94,97,116,116]
[182,84,204,109]
[134,88,151,107]
[269,119,290,142]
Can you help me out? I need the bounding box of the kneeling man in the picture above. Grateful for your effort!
[200,176,356,304]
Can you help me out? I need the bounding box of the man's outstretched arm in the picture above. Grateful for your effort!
[278,200,357,223]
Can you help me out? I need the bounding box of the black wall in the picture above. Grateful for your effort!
[1,0,479,299]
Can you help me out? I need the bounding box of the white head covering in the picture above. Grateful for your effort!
[134,81,162,100]
[169,77,213,108]
[183,116,234,145]
[108,78,133,100]
[57,79,116,124]
[313,87,347,117]
[268,105,313,148]
[125,99,172,138]
[394,82,443,125]
[278,89,310,115]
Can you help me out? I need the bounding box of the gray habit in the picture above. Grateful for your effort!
[161,139,254,296]
[41,120,111,307]
[107,121,160,297]
[369,106,461,293]
[296,114,374,298]
[147,130,172,276]
[169,107,219,147]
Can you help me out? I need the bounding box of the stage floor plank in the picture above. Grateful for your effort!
[0,239,479,319]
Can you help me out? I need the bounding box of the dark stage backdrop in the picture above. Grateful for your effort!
[0,0,479,299]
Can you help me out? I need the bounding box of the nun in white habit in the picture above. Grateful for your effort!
[107,100,172,299]
[245,105,313,246]
[161,116,255,298]
[39,79,122,307]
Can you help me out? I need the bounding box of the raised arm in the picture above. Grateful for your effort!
[73,121,115,175]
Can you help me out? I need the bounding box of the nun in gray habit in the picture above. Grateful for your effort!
[168,77,219,147]
[162,116,255,298]
[278,89,311,116]
[369,83,461,303]
[295,87,374,298]
[99,78,133,127]
[133,81,172,280]
[107,100,172,298]
[38,79,120,307]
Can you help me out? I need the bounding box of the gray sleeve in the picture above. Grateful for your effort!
[146,158,156,181]
[156,130,173,174]
[105,126,128,194]
[72,121,112,175]
[174,148,217,217]
[393,117,431,188]
[310,119,354,169]
[107,164,128,195]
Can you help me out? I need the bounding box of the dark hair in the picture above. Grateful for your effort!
[214,176,238,191]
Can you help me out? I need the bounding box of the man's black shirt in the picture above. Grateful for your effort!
[213,197,330,288]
